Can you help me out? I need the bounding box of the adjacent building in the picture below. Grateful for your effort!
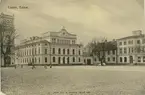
[0,13,15,66]
[15,27,83,65]
[117,30,145,64]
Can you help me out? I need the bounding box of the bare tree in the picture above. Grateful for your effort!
[87,37,117,66]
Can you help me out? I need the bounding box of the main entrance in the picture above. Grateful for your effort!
[87,59,91,65]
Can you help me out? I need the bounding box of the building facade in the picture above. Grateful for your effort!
[15,27,83,65]
[83,40,117,65]
[117,30,145,64]
[0,13,15,66]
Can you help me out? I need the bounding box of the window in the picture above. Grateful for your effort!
[63,49,65,54]
[73,57,75,62]
[119,48,122,54]
[113,57,115,61]
[45,43,47,45]
[67,49,69,55]
[39,57,40,63]
[73,49,75,55]
[35,48,37,55]
[35,57,37,63]
[143,56,145,62]
[120,57,122,62]
[58,48,61,54]
[53,48,55,54]
[119,42,122,45]
[137,40,140,44]
[124,57,127,62]
[108,57,110,62]
[45,57,47,62]
[124,48,127,54]
[143,39,145,44]
[79,58,81,62]
[53,57,55,62]
[39,48,40,54]
[124,41,127,45]
[45,49,47,54]
[112,50,115,55]
[79,50,81,55]
[138,57,141,62]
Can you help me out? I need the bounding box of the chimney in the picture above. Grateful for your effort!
[132,30,142,36]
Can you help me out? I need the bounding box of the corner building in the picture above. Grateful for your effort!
[117,30,145,64]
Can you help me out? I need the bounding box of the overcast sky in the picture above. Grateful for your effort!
[0,0,144,45]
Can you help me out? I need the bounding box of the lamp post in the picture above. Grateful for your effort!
[49,42,52,68]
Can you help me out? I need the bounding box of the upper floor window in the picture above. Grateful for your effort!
[53,48,55,54]
[73,49,75,55]
[63,49,65,54]
[119,42,122,45]
[108,51,110,55]
[67,49,69,55]
[79,50,81,55]
[58,48,61,54]
[45,49,47,54]
[124,41,127,45]
[124,48,127,54]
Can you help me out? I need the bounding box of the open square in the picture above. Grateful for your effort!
[1,66,145,95]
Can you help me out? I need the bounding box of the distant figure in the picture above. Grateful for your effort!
[44,65,47,69]
[50,64,52,68]
[32,64,36,69]
[14,65,16,69]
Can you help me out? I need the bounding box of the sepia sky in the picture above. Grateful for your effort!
[0,0,144,45]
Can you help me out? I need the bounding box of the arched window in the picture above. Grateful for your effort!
[73,49,75,55]
[120,57,122,62]
[63,49,65,54]
[53,48,55,54]
[53,57,55,62]
[79,50,81,55]
[73,57,75,62]
[79,57,81,62]
[124,57,127,62]
[67,49,69,55]
[58,48,61,54]
[45,57,47,63]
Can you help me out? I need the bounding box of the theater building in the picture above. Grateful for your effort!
[117,30,145,64]
[15,27,83,65]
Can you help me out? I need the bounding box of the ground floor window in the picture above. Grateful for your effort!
[138,57,141,62]
[73,57,75,62]
[124,57,127,62]
[45,57,47,63]
[108,57,110,62]
[53,57,55,62]
[120,57,122,62]
[79,58,81,62]
[113,57,115,61]
[143,56,145,62]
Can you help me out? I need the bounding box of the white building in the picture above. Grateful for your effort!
[117,30,145,64]
[15,27,83,65]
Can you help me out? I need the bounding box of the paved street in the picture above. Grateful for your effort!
[1,66,145,95]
